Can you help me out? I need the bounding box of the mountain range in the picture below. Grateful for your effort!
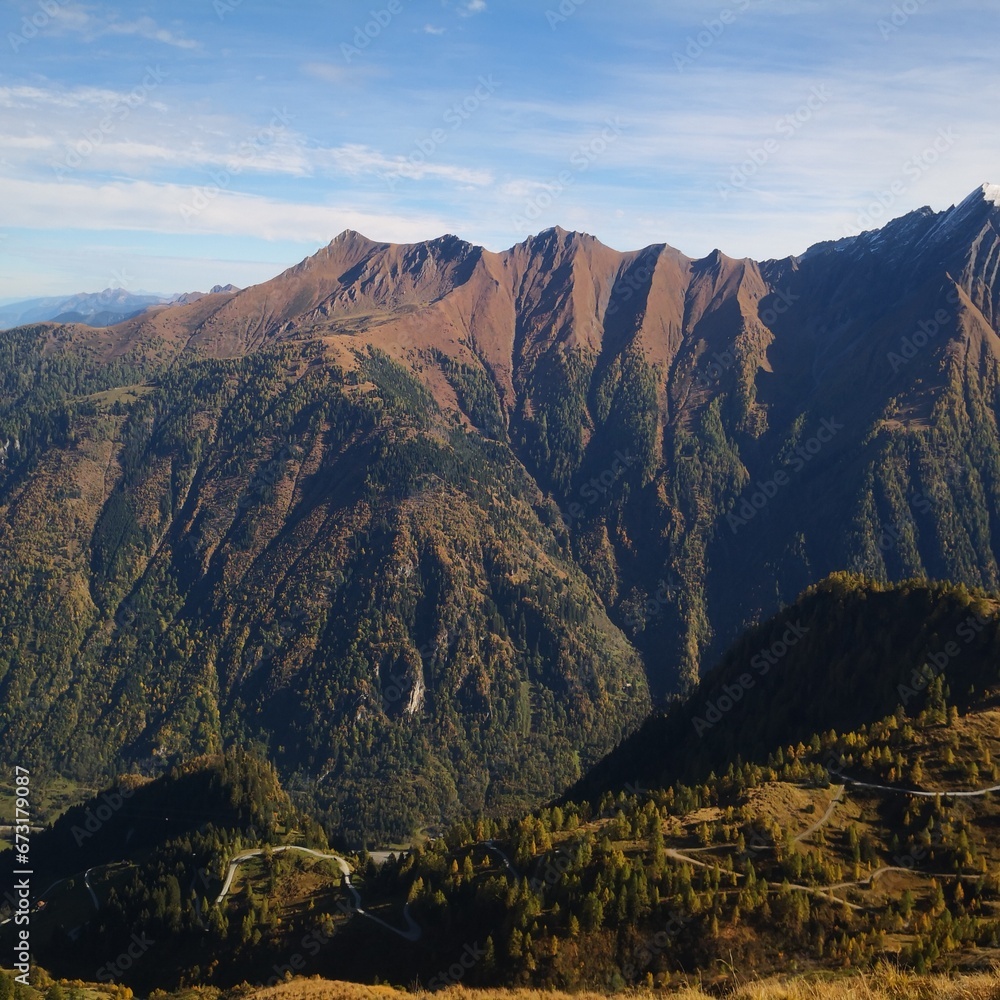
[0,285,241,330]
[3,183,1000,843]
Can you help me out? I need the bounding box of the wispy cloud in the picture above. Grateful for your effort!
[0,176,457,246]
[0,81,495,188]
[0,85,138,110]
[0,134,55,151]
[303,62,353,84]
[35,4,200,49]
[319,144,493,186]
[102,15,199,50]
[2,0,998,295]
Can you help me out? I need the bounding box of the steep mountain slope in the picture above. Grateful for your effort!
[4,186,1000,841]
[0,340,648,844]
[572,573,1000,800]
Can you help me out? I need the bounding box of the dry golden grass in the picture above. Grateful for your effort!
[239,965,1000,1000]
[701,962,1000,999]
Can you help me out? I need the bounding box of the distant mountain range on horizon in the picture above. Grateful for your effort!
[0,284,241,330]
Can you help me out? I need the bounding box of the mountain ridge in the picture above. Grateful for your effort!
[5,185,1000,841]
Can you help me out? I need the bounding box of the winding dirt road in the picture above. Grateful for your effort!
[214,845,421,942]
[795,785,845,843]
[831,770,1000,799]
[214,846,350,903]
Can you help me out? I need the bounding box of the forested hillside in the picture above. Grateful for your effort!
[573,574,1000,800]
[0,335,647,844]
[11,578,1000,992]
[3,189,1000,841]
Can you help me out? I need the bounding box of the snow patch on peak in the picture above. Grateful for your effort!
[982,183,1000,207]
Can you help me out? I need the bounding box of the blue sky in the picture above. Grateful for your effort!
[0,0,997,298]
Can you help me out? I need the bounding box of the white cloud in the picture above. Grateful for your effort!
[46,3,92,34]
[317,144,493,186]
[4,0,1000,274]
[103,16,199,50]
[44,137,312,178]
[0,176,460,246]
[0,134,55,151]
[0,81,496,190]
[498,179,555,198]
[33,4,199,49]
[303,62,353,84]
[0,85,132,109]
